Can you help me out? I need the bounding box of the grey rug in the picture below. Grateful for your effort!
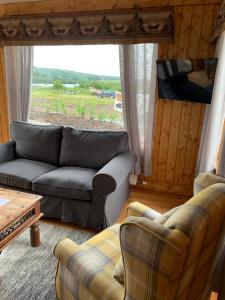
[0,222,94,300]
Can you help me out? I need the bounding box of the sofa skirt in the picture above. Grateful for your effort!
[40,196,106,231]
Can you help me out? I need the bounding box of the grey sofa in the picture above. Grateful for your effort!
[0,121,136,231]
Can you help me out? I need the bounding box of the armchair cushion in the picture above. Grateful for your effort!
[32,167,97,201]
[127,201,162,219]
[194,172,225,194]
[11,121,63,165]
[0,158,56,190]
[113,257,124,284]
[59,127,129,169]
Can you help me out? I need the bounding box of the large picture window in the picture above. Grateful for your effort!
[30,45,123,130]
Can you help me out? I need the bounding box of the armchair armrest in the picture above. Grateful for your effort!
[54,238,124,299]
[54,238,80,264]
[92,151,136,198]
[0,141,15,163]
[127,201,162,219]
[120,216,189,300]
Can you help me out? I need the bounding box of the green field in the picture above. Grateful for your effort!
[31,86,122,124]
[31,67,123,128]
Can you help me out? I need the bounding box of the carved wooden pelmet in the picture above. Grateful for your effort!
[0,8,174,45]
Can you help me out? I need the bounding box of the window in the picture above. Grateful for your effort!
[30,45,123,130]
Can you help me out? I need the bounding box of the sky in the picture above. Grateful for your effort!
[33,45,120,77]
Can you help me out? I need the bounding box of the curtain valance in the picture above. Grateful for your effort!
[211,1,225,43]
[0,8,174,46]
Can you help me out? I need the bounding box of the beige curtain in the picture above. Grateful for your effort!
[196,32,225,174]
[119,44,158,176]
[4,46,34,122]
[216,122,225,176]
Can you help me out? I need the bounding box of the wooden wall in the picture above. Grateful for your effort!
[0,47,9,143]
[142,4,218,194]
[144,4,219,196]
[0,0,221,195]
[0,0,220,16]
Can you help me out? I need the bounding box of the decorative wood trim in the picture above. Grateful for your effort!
[0,7,174,45]
[0,209,35,241]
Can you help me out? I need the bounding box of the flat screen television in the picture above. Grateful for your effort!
[157,58,218,104]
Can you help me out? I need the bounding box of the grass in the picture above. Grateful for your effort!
[31,86,122,123]
[32,87,114,106]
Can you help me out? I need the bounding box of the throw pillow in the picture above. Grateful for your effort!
[113,256,124,284]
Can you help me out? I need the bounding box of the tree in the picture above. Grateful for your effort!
[52,80,64,90]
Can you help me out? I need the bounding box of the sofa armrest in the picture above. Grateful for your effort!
[127,201,162,219]
[0,141,15,163]
[90,151,136,230]
[92,151,137,198]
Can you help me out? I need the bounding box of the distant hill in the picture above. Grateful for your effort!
[32,67,120,84]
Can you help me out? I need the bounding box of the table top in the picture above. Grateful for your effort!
[0,187,42,230]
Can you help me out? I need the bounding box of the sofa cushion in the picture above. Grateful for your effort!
[32,167,97,201]
[59,127,129,169]
[0,159,57,190]
[11,121,63,165]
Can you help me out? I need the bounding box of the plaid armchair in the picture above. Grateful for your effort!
[194,172,225,194]
[54,183,225,300]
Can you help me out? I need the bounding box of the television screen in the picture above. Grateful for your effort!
[157,58,218,104]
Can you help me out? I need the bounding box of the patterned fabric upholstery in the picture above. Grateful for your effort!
[122,184,225,300]
[194,172,225,194]
[54,224,124,300]
[126,201,162,219]
[127,201,182,224]
[54,183,225,300]
[114,202,182,284]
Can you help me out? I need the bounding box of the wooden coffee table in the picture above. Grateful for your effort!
[0,187,43,252]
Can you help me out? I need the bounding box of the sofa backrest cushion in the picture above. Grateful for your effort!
[59,127,129,169]
[11,121,63,165]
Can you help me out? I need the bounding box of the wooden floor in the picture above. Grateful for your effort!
[43,187,218,300]
[118,187,189,221]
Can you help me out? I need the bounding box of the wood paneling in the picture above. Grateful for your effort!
[0,0,221,17]
[144,4,218,196]
[0,47,8,143]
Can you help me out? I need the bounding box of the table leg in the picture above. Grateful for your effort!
[30,222,41,247]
